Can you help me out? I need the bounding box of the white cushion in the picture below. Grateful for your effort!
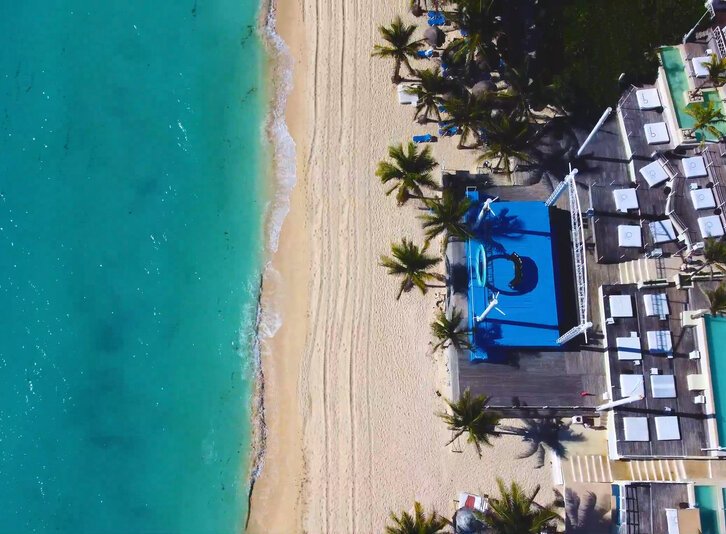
[640,160,669,187]
[682,156,708,178]
[620,374,645,397]
[647,330,673,353]
[618,225,642,247]
[610,295,634,317]
[624,417,650,441]
[693,56,711,77]
[644,122,670,145]
[655,416,681,440]
[643,293,669,317]
[698,215,725,238]
[649,219,676,243]
[613,188,638,211]
[616,336,641,360]
[651,374,677,398]
[691,188,716,210]
[636,88,661,110]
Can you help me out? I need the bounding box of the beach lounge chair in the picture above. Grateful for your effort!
[413,134,434,144]
[416,49,434,59]
[427,11,446,26]
[438,123,459,137]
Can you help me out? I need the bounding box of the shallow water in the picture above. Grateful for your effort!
[0,1,265,532]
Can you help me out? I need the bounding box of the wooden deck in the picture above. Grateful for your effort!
[601,284,709,457]
[623,483,691,534]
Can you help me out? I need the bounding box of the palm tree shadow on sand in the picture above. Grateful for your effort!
[501,418,586,468]
[555,488,611,534]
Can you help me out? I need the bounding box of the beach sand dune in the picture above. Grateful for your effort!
[248,0,556,532]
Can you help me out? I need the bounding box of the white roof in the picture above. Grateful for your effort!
[640,160,669,187]
[647,330,673,353]
[397,83,419,105]
[613,188,639,211]
[644,122,670,145]
[682,155,708,178]
[624,416,650,441]
[651,374,677,398]
[649,219,676,243]
[693,56,711,77]
[643,293,669,317]
[618,225,642,247]
[616,336,642,360]
[655,416,681,440]
[691,188,716,210]
[636,88,662,110]
[620,374,645,397]
[610,295,634,317]
[698,215,725,238]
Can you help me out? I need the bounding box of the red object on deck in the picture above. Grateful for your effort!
[465,495,475,508]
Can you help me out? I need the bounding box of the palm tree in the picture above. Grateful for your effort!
[706,283,726,316]
[385,502,451,534]
[407,68,451,122]
[685,101,725,140]
[500,61,562,119]
[693,54,726,94]
[372,16,424,83]
[445,0,503,71]
[376,142,438,205]
[484,479,560,534]
[380,238,443,299]
[419,191,472,246]
[431,308,471,351]
[442,93,491,148]
[477,113,534,179]
[438,389,514,457]
[691,238,726,278]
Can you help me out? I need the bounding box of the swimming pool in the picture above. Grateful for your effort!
[660,46,726,141]
[695,485,723,534]
[706,316,726,443]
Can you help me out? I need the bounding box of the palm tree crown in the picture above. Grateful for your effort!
[380,238,443,299]
[705,54,726,88]
[376,142,439,205]
[439,388,510,457]
[707,283,726,316]
[685,101,725,140]
[431,308,472,351]
[477,112,534,179]
[419,191,472,246]
[372,16,424,83]
[442,92,492,148]
[408,67,451,122]
[385,502,450,534]
[484,479,560,534]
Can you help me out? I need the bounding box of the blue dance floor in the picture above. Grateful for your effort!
[465,192,562,361]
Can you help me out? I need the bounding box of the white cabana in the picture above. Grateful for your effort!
[644,122,670,145]
[691,188,716,210]
[636,88,662,110]
[692,56,711,77]
[649,219,676,243]
[618,225,642,247]
[682,155,708,178]
[647,330,673,353]
[698,215,725,238]
[620,374,645,397]
[613,188,639,211]
[655,416,681,441]
[623,416,650,441]
[610,295,634,317]
[643,293,669,317]
[616,336,641,360]
[397,83,419,105]
[640,160,669,187]
[651,374,677,398]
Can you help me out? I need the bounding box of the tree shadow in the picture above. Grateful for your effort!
[501,418,586,468]
[561,489,611,534]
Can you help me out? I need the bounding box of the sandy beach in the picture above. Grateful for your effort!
[248,0,556,532]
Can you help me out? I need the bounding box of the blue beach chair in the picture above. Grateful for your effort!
[427,11,446,26]
[416,49,434,59]
[413,134,434,144]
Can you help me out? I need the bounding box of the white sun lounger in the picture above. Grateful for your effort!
[649,219,676,243]
[644,122,670,145]
[616,336,641,361]
[397,83,419,105]
[620,374,645,397]
[682,156,708,178]
[636,88,661,110]
[651,374,677,398]
[647,330,673,353]
[640,160,669,187]
[624,417,649,441]
[613,188,638,211]
[687,374,708,391]
[655,416,681,440]
[618,225,642,247]
[692,56,711,77]
[698,215,725,238]
[610,295,634,317]
[643,293,669,317]
[691,188,716,210]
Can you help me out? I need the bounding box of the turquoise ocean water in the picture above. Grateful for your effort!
[0,1,266,532]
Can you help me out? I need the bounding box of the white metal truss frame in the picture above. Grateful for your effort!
[546,170,591,344]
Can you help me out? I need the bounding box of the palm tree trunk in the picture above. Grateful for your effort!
[394,59,402,83]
